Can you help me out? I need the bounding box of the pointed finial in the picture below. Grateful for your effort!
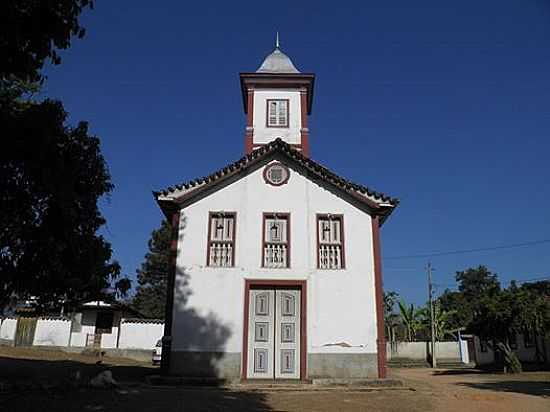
[276,32,280,49]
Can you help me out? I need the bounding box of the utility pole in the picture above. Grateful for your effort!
[428,262,437,368]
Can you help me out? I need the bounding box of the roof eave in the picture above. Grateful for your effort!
[239,72,315,115]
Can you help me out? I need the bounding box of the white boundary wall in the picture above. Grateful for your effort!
[33,318,71,346]
[118,320,164,350]
[0,318,17,343]
[387,341,461,361]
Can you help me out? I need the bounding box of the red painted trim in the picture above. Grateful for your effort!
[372,216,387,378]
[245,89,254,154]
[262,162,290,187]
[300,91,309,157]
[242,279,307,380]
[160,211,180,374]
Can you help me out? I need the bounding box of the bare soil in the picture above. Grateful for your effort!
[0,347,549,411]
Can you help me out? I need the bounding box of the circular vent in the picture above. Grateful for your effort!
[263,162,290,186]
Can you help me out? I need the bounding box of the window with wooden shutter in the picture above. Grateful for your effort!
[262,213,290,268]
[266,99,289,128]
[207,212,236,267]
[317,214,345,269]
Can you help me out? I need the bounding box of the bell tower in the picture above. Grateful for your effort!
[240,36,315,157]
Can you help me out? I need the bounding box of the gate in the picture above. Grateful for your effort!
[14,317,37,347]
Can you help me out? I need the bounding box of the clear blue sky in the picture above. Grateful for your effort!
[41,1,550,305]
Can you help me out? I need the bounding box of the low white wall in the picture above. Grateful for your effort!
[118,320,164,350]
[0,318,17,342]
[387,341,461,361]
[472,334,548,365]
[33,318,71,347]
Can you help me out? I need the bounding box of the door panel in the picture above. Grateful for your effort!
[275,290,300,379]
[247,288,301,380]
[247,289,275,378]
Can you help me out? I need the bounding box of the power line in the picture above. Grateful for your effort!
[432,276,550,291]
[384,239,550,260]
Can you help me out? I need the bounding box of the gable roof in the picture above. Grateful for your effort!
[154,139,399,224]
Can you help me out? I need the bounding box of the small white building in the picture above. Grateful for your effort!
[155,41,399,380]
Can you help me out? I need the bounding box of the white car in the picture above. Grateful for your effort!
[152,339,162,365]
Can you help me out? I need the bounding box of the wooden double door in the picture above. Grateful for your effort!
[247,288,301,379]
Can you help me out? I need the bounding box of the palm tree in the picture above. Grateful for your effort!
[398,299,422,341]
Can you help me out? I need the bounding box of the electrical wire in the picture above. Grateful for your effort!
[383,239,550,260]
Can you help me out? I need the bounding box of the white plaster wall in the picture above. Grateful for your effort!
[386,342,461,360]
[253,89,302,145]
[172,159,378,358]
[515,334,538,362]
[118,321,164,349]
[33,318,71,346]
[460,339,469,363]
[70,311,95,347]
[69,310,119,348]
[0,318,17,341]
[99,312,120,349]
[474,337,495,365]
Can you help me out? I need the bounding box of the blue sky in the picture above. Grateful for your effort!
[42,1,550,305]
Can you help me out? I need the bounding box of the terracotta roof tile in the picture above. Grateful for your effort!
[154,139,399,216]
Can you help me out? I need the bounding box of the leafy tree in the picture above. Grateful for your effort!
[442,266,550,373]
[398,299,423,342]
[132,220,172,319]
[1,98,130,311]
[1,0,93,82]
[420,302,457,341]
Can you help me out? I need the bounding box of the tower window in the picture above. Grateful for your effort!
[266,99,289,128]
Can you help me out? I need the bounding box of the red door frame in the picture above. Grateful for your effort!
[242,279,307,380]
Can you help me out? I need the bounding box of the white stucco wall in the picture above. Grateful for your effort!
[253,89,302,145]
[0,318,17,342]
[118,320,164,349]
[171,159,378,359]
[33,318,71,346]
[386,341,461,360]
[472,335,544,365]
[69,310,120,348]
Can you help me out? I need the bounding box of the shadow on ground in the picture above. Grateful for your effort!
[432,368,498,376]
[0,356,274,412]
[457,381,550,398]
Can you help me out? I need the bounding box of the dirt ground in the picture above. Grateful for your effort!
[0,346,549,412]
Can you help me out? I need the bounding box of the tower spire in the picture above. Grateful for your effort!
[276,32,280,49]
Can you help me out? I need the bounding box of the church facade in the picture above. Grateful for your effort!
[154,42,398,380]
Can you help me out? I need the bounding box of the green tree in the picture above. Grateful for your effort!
[1,0,93,82]
[1,99,130,311]
[132,220,172,319]
[449,267,550,373]
[398,299,423,342]
[1,1,129,312]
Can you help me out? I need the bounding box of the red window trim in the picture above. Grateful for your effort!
[316,214,346,270]
[266,99,290,128]
[206,211,237,267]
[261,212,291,268]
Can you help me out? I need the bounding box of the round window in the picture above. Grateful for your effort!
[263,162,290,186]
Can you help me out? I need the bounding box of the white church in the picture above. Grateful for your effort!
[154,40,398,381]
